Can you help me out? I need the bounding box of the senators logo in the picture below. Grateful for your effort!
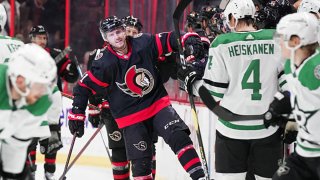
[133,141,147,151]
[116,65,154,97]
[109,131,122,141]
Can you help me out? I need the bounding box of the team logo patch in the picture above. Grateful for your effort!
[314,65,320,79]
[116,65,154,97]
[109,131,122,141]
[133,141,147,151]
[95,53,103,60]
[276,163,290,176]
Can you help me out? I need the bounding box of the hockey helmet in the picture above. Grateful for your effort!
[99,16,124,41]
[123,15,143,32]
[7,43,57,96]
[298,0,320,17]
[0,4,7,32]
[276,12,319,47]
[29,25,48,38]
[223,0,256,29]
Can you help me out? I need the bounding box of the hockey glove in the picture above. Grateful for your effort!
[39,124,63,154]
[282,121,298,144]
[181,32,206,62]
[177,63,202,94]
[68,109,86,137]
[88,107,101,128]
[264,91,292,128]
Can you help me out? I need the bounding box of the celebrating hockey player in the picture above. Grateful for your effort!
[87,15,160,180]
[0,44,57,180]
[26,25,79,180]
[178,0,288,179]
[0,4,24,63]
[265,12,320,180]
[68,16,206,180]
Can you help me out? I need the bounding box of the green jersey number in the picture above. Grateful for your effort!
[241,59,262,100]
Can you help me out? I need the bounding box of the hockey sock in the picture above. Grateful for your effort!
[26,151,37,172]
[151,144,156,179]
[44,153,57,173]
[111,148,130,180]
[168,131,205,180]
[131,157,152,180]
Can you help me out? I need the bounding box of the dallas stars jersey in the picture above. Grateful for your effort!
[194,29,287,139]
[0,64,52,140]
[0,35,24,63]
[284,50,320,157]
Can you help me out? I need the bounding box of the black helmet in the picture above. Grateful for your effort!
[122,15,143,32]
[29,25,47,38]
[100,16,124,33]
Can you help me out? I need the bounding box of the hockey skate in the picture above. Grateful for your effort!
[44,172,56,180]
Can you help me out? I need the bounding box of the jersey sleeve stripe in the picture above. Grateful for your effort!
[208,90,224,98]
[78,81,97,95]
[278,70,284,79]
[87,71,109,87]
[203,79,229,88]
[155,34,163,58]
[166,32,173,53]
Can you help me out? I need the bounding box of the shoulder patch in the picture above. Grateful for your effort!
[94,49,103,60]
[314,64,320,80]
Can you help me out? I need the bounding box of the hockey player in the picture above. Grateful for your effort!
[264,12,320,180]
[0,44,57,180]
[87,15,160,180]
[68,16,206,180]
[122,15,143,37]
[26,25,79,180]
[178,0,288,179]
[0,4,24,63]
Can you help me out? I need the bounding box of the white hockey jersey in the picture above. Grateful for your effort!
[0,35,24,63]
[194,29,287,139]
[0,64,52,140]
[284,50,320,157]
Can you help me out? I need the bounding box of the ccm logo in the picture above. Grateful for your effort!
[164,119,180,129]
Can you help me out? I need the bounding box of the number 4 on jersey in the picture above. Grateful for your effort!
[241,59,262,100]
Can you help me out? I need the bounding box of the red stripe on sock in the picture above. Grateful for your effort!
[112,161,129,167]
[45,158,56,164]
[29,151,37,155]
[183,158,200,171]
[177,145,194,159]
[113,172,130,179]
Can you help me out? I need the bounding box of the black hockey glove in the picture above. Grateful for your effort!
[264,91,292,128]
[39,124,63,154]
[182,32,206,62]
[68,108,86,137]
[177,63,202,94]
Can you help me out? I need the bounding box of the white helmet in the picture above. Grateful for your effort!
[7,43,57,96]
[276,12,319,47]
[298,0,320,16]
[223,0,256,29]
[0,4,7,32]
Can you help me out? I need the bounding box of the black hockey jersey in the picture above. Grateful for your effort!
[73,32,179,128]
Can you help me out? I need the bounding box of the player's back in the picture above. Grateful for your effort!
[209,29,283,115]
[0,35,24,63]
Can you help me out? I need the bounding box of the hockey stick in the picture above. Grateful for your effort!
[198,85,265,121]
[59,133,77,180]
[173,1,210,179]
[55,46,72,64]
[59,124,104,177]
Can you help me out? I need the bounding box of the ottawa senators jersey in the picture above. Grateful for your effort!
[73,32,178,128]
